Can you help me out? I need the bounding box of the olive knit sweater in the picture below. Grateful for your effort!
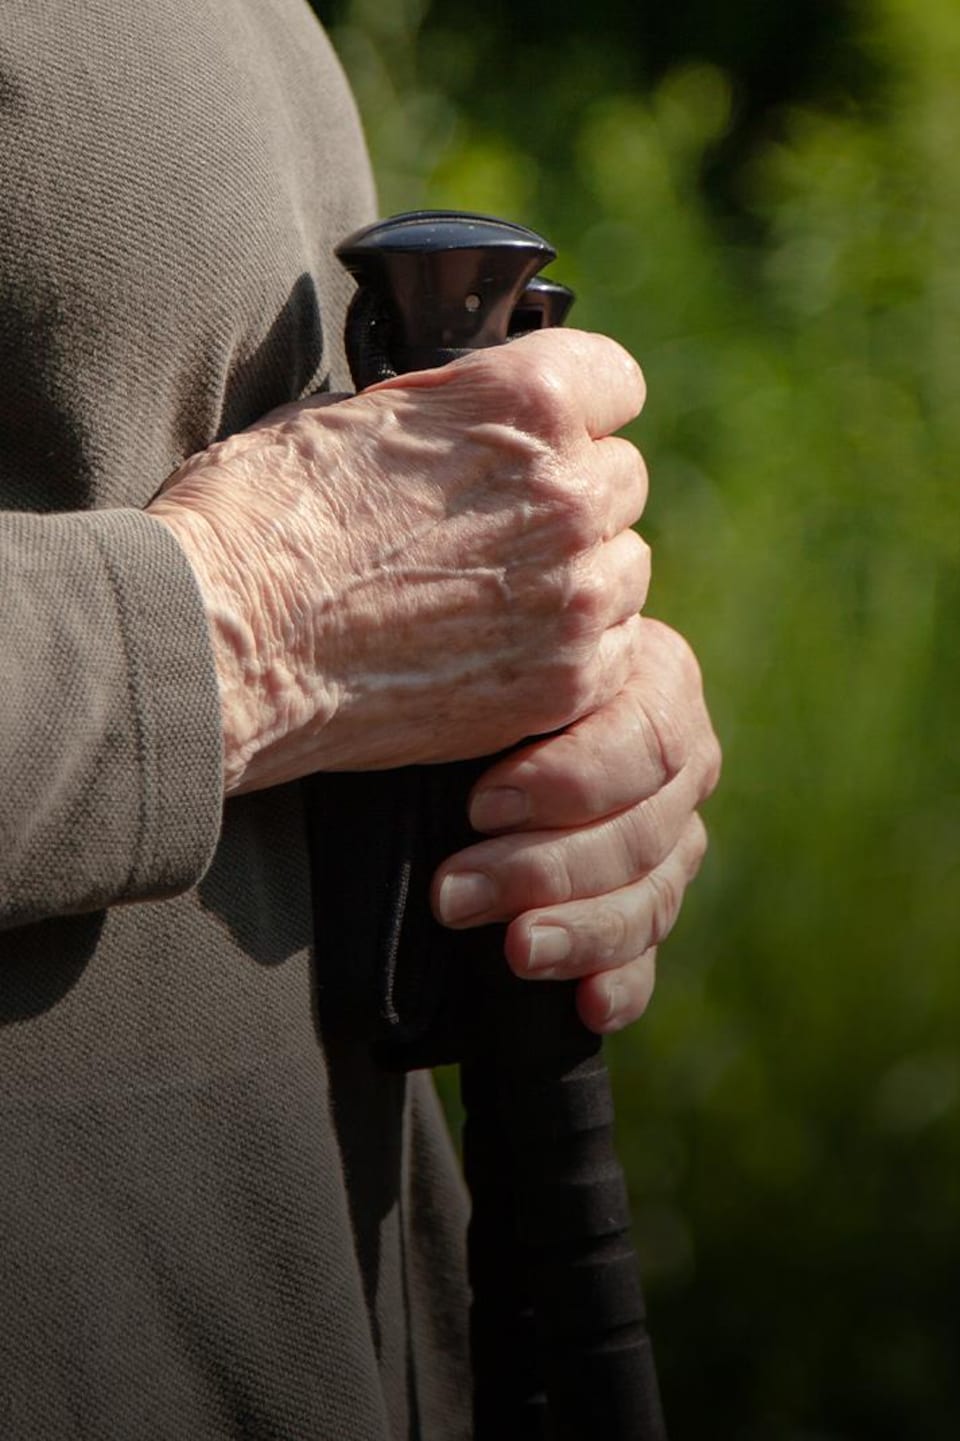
[0,2,470,1435]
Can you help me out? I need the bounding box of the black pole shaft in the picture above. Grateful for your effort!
[465,969,665,1440]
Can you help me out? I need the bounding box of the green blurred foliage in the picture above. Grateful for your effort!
[316,2,960,1434]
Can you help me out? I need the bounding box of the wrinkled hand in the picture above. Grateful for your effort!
[432,617,721,1034]
[148,329,648,794]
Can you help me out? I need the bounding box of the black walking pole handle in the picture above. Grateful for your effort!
[334,211,667,1441]
[338,210,559,385]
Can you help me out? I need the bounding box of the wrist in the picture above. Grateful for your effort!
[146,501,291,795]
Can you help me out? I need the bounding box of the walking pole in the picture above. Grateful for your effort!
[324,211,668,1441]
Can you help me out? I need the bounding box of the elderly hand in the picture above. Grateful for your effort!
[148,328,648,794]
[431,617,720,1035]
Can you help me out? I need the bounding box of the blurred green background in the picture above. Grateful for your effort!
[316,2,960,1435]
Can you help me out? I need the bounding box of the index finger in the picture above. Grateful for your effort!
[369,326,647,442]
[469,618,721,833]
[504,327,647,440]
[467,664,670,833]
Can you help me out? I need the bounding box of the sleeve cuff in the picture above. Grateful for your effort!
[0,507,224,929]
[91,508,225,902]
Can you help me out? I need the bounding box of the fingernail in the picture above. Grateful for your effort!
[527,924,572,972]
[470,787,529,831]
[602,978,625,1031]
[438,872,497,925]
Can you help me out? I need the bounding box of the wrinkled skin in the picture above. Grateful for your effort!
[151,329,650,790]
[439,618,720,1032]
[149,327,720,1034]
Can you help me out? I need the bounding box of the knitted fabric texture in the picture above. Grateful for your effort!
[0,2,471,1436]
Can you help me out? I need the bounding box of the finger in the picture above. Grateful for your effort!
[567,608,645,726]
[370,328,647,441]
[531,610,644,742]
[577,949,658,1035]
[567,528,650,639]
[602,527,651,624]
[507,329,647,439]
[435,768,707,930]
[502,814,707,978]
[592,436,649,537]
[469,617,719,834]
[448,753,705,927]
[523,532,648,670]
[470,674,662,833]
[625,619,722,797]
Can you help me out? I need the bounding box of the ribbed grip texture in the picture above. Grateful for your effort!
[464,968,667,1441]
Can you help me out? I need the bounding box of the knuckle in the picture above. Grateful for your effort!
[591,335,645,409]
[649,618,703,697]
[646,869,681,947]
[648,625,719,790]
[523,727,610,821]
[701,730,723,796]
[688,814,710,873]
[592,903,629,964]
[553,731,608,815]
[628,531,653,605]
[632,441,650,493]
[619,348,647,409]
[510,358,573,440]
[625,523,650,561]
[632,529,652,576]
[563,564,609,640]
[552,475,601,551]
[526,842,575,905]
[541,653,597,729]
[640,695,689,785]
[621,685,672,791]
[617,442,649,523]
[673,629,706,695]
[521,458,600,555]
[621,801,660,871]
[624,954,657,1018]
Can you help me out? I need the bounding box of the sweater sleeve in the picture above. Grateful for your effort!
[0,506,224,931]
